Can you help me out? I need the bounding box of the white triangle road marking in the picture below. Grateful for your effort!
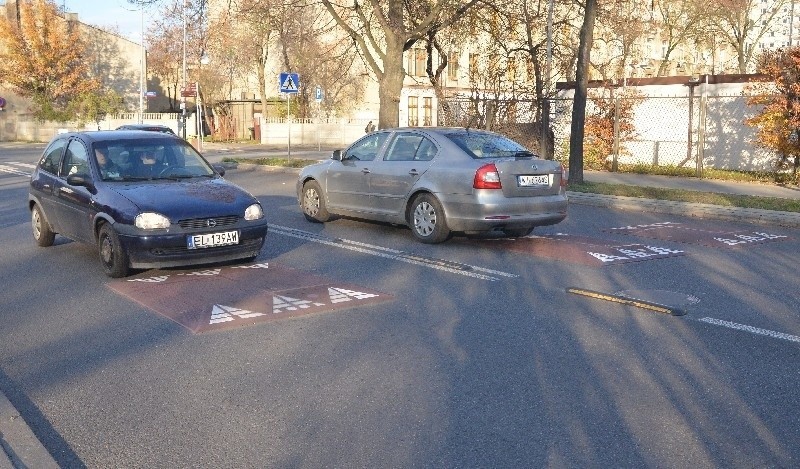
[232,262,269,269]
[209,304,265,324]
[127,275,170,283]
[328,287,379,303]
[179,269,222,276]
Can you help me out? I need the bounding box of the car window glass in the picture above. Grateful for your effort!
[40,139,67,175]
[345,132,389,161]
[102,139,213,179]
[444,132,527,159]
[61,140,90,177]
[384,133,436,162]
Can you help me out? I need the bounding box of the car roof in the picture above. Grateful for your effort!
[53,130,180,144]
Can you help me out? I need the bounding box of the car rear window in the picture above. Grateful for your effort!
[444,132,531,159]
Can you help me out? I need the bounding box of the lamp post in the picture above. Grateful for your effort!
[686,75,701,177]
[181,0,187,139]
[138,6,145,124]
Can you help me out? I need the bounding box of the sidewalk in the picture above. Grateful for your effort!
[0,391,58,468]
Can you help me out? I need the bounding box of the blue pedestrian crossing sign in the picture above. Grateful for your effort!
[279,72,300,94]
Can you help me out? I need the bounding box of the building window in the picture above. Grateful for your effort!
[408,96,419,126]
[423,97,432,126]
[448,51,459,81]
[507,56,517,82]
[469,53,479,83]
[406,49,427,77]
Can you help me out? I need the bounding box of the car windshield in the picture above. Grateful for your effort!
[444,132,532,159]
[93,138,215,181]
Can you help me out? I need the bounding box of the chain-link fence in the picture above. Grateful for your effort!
[441,94,777,172]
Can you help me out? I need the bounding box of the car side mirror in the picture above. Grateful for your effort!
[212,164,226,177]
[332,149,343,161]
[66,174,96,193]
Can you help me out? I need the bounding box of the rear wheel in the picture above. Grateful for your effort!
[409,193,450,244]
[31,204,55,247]
[302,180,330,222]
[98,223,130,278]
[503,227,534,238]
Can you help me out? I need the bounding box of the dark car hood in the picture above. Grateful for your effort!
[112,178,257,219]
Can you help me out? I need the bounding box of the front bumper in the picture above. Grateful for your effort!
[117,221,269,269]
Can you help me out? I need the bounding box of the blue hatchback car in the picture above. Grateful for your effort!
[29,131,269,277]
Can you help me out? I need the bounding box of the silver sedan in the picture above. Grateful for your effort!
[297,127,568,243]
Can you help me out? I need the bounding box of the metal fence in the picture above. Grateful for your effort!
[549,94,775,172]
[440,94,776,172]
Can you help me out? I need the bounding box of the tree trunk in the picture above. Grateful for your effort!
[377,37,405,129]
[568,0,598,184]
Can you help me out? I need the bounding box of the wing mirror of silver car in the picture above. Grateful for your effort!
[332,149,343,161]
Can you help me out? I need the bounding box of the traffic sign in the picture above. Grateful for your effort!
[279,73,300,94]
[145,91,157,99]
[315,86,323,102]
[181,82,197,98]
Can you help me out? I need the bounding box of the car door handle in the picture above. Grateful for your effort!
[408,169,419,176]
[361,168,371,174]
[58,186,74,195]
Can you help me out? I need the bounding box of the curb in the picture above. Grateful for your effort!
[0,391,58,469]
[567,191,800,228]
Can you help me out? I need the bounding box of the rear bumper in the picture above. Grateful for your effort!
[438,191,568,232]
[118,222,269,269]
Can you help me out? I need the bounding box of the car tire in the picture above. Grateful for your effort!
[302,180,330,223]
[409,193,450,244]
[503,227,534,238]
[98,223,130,278]
[32,204,56,247]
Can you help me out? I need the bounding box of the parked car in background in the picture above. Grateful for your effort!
[29,130,269,277]
[297,127,568,243]
[116,124,176,135]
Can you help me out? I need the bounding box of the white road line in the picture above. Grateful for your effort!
[269,224,518,281]
[0,164,30,176]
[8,162,36,169]
[698,317,800,343]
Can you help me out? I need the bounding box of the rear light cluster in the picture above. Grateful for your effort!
[473,163,502,189]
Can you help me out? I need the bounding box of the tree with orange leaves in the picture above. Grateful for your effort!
[745,47,800,182]
[0,0,99,121]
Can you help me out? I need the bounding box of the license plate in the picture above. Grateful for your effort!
[187,230,239,249]
[517,175,549,186]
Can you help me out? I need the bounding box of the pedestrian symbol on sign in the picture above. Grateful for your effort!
[279,73,300,94]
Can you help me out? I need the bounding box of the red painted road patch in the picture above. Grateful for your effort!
[481,234,685,266]
[605,222,790,248]
[107,262,392,333]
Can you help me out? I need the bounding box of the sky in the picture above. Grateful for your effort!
[62,0,146,43]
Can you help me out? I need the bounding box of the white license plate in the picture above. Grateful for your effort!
[187,230,239,249]
[517,175,549,186]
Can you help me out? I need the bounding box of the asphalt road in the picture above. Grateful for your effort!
[2,143,800,467]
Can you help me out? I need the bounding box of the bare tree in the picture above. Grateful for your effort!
[568,0,598,185]
[706,0,791,73]
[319,0,480,129]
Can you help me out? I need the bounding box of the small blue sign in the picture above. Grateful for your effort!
[279,73,300,94]
[315,86,323,102]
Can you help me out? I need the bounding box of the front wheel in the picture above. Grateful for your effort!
[98,223,130,278]
[32,204,55,247]
[409,194,450,244]
[302,180,330,222]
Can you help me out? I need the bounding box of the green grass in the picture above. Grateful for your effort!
[569,181,800,212]
[223,156,319,168]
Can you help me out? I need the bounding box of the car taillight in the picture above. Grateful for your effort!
[560,163,567,187]
[474,163,502,189]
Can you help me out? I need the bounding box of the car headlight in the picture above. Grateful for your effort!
[244,203,264,221]
[135,212,171,229]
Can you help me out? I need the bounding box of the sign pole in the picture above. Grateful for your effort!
[287,93,291,161]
